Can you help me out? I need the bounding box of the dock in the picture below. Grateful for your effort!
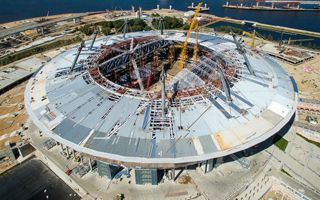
[188,2,210,12]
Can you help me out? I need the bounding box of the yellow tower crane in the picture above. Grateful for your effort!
[192,22,200,62]
[242,30,256,48]
[242,30,266,49]
[178,2,202,71]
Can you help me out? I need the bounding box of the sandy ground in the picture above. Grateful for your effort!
[280,53,320,99]
[244,35,320,100]
[1,13,77,27]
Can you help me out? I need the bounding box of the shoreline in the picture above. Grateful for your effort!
[0,12,77,27]
[222,5,320,12]
[1,9,320,37]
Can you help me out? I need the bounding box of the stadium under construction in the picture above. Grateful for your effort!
[24,26,298,185]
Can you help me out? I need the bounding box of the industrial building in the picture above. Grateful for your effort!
[24,27,297,185]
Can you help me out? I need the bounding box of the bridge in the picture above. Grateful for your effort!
[0,13,89,39]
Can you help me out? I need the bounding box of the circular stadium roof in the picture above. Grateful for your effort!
[25,31,297,168]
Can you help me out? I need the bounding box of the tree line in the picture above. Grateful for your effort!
[0,36,82,66]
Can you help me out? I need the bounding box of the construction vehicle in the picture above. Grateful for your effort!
[65,168,72,176]
[178,2,202,71]
[114,193,125,200]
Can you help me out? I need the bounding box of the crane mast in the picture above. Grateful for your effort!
[178,2,202,71]
[192,22,200,62]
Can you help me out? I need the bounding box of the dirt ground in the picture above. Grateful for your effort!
[0,81,28,150]
[262,190,290,200]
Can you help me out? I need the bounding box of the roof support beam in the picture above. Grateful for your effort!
[90,30,98,50]
[200,57,232,102]
[231,34,255,76]
[70,41,85,73]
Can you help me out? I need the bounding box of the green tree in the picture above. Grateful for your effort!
[102,27,112,35]
[79,24,94,36]
[214,26,242,34]
[182,24,190,30]
[113,20,125,30]
[152,16,184,30]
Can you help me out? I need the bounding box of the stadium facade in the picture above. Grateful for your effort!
[25,30,297,185]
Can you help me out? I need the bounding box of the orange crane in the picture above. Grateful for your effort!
[178,2,202,71]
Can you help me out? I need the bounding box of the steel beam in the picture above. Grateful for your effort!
[231,34,255,76]
[201,57,232,102]
[131,59,145,90]
[70,41,85,72]
[90,30,98,50]
[99,39,170,73]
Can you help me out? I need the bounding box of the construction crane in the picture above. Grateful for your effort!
[178,2,202,71]
[192,22,200,62]
[242,29,266,48]
[280,37,314,53]
[192,19,229,62]
[286,38,314,45]
[243,30,256,49]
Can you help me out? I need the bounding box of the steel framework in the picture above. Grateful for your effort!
[99,39,171,73]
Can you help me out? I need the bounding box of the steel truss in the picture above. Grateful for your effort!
[99,39,171,73]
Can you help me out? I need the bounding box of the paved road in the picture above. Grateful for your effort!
[0,159,80,200]
[0,14,88,39]
[266,130,320,191]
